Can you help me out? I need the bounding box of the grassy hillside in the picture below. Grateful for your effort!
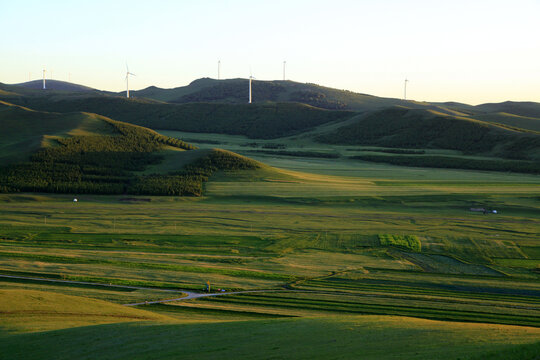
[0,103,234,195]
[131,77,409,111]
[476,101,540,119]
[0,289,173,333]
[2,312,539,359]
[317,107,540,161]
[2,81,539,169]
[13,80,97,92]
[473,112,540,132]
[0,101,113,165]
[0,121,261,195]
[132,78,476,114]
[128,148,262,196]
[0,92,354,139]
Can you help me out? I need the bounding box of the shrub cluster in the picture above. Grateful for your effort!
[379,234,421,252]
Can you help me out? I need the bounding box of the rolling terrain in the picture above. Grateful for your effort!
[0,78,539,359]
[2,80,539,168]
[0,99,265,195]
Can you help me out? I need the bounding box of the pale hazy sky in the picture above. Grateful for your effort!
[1,0,539,105]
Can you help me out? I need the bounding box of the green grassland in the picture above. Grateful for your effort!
[0,289,174,333]
[1,162,539,358]
[2,315,540,360]
[1,81,540,359]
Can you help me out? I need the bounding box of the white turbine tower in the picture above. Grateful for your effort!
[248,70,256,104]
[125,64,136,98]
[404,78,409,100]
[218,60,221,80]
[42,69,46,89]
[283,61,286,81]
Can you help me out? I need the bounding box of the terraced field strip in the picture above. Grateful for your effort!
[0,231,272,256]
[0,274,190,294]
[199,293,540,327]
[0,251,296,282]
[300,279,540,304]
[288,287,540,313]
[0,270,207,291]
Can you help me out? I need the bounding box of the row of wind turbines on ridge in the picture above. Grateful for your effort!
[124,61,287,103]
[38,61,410,102]
[126,61,411,102]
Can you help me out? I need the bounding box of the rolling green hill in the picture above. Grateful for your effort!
[473,112,540,132]
[476,101,540,119]
[4,79,540,122]
[0,289,173,333]
[131,79,540,124]
[317,107,540,161]
[0,101,115,165]
[131,77,411,111]
[13,79,97,92]
[0,101,268,195]
[2,80,539,174]
[0,91,355,139]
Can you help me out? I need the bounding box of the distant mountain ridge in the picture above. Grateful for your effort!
[129,78,407,111]
[0,79,538,177]
[5,78,540,119]
[1,78,540,137]
[14,80,97,92]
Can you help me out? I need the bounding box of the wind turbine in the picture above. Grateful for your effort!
[218,60,221,80]
[42,69,46,89]
[125,64,136,98]
[248,70,255,104]
[404,78,409,100]
[283,61,286,81]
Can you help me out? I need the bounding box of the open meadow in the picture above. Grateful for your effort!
[1,144,539,359]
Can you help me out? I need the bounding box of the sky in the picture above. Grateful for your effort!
[1,0,539,105]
